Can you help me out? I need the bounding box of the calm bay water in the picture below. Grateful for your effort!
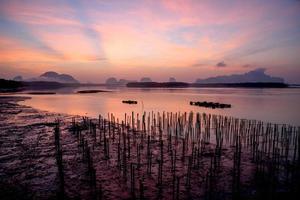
[19,87,300,126]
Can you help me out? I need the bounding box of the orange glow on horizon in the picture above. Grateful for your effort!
[0,0,299,83]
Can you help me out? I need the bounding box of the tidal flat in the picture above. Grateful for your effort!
[0,96,299,200]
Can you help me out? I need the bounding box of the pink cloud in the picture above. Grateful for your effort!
[1,0,79,26]
[0,0,298,82]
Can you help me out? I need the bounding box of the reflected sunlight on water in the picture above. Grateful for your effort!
[19,87,300,126]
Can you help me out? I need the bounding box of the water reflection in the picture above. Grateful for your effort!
[19,87,300,126]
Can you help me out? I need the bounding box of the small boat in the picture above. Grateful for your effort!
[122,100,138,104]
[190,101,231,109]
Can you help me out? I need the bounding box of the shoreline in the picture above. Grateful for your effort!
[0,96,80,199]
[0,96,138,199]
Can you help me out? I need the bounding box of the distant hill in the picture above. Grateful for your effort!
[192,82,288,88]
[13,76,23,81]
[105,77,137,86]
[195,68,284,84]
[105,77,118,85]
[118,79,136,86]
[140,77,152,82]
[127,81,287,88]
[169,77,176,82]
[26,71,79,84]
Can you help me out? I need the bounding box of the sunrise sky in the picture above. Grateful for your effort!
[0,0,299,83]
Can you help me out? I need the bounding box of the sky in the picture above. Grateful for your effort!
[0,0,300,83]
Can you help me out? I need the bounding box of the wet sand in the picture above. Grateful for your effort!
[0,96,132,199]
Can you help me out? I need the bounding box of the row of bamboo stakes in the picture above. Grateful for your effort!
[53,111,300,199]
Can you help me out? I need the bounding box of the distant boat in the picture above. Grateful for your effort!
[122,100,138,104]
[190,101,231,109]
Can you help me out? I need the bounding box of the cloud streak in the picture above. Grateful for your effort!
[0,0,299,83]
